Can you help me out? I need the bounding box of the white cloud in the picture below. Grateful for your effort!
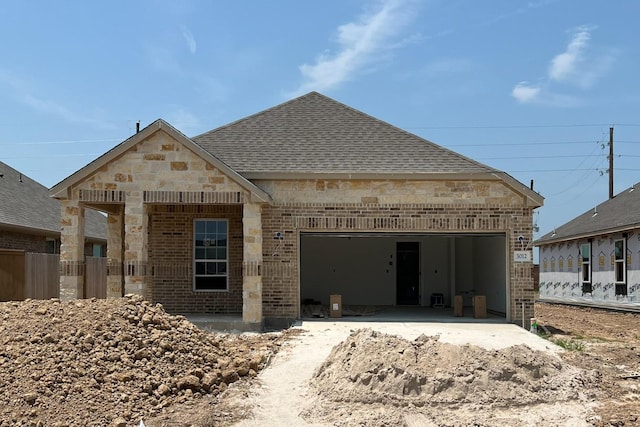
[511,81,542,104]
[549,26,591,83]
[180,26,197,54]
[511,25,615,106]
[290,0,419,95]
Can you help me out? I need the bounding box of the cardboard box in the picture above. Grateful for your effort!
[329,294,342,318]
[473,295,486,318]
[454,295,464,317]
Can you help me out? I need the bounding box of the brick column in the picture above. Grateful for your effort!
[106,206,124,298]
[123,192,148,296]
[59,200,85,300]
[242,202,263,325]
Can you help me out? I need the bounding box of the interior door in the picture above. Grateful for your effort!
[396,241,420,305]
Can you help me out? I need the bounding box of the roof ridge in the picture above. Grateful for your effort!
[192,92,323,140]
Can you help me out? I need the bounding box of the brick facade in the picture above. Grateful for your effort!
[147,204,243,314]
[0,230,50,253]
[260,201,534,321]
[53,124,538,325]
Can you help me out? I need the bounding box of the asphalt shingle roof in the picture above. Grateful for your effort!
[535,182,640,245]
[193,92,498,175]
[0,161,106,240]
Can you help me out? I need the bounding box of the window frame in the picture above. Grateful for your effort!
[580,242,591,284]
[193,218,229,292]
[580,242,592,294]
[614,238,627,295]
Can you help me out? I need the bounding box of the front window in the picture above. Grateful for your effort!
[194,219,228,291]
[615,239,627,295]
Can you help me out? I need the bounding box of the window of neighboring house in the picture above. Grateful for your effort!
[581,242,592,294]
[92,243,105,257]
[614,238,627,295]
[194,219,228,291]
[46,239,58,254]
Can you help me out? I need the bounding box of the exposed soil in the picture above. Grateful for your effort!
[0,296,291,426]
[300,328,600,426]
[1,299,638,426]
[534,302,640,426]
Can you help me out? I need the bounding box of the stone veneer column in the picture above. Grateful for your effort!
[242,202,263,325]
[59,200,85,300]
[106,206,124,298]
[123,192,148,296]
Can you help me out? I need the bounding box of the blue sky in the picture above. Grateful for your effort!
[1,0,639,243]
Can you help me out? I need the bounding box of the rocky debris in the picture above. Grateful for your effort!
[303,328,601,426]
[0,295,287,426]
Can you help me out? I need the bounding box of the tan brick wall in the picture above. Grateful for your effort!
[147,204,243,314]
[261,200,534,322]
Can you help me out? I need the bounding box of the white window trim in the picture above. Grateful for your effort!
[581,242,591,284]
[614,238,627,284]
[193,218,229,292]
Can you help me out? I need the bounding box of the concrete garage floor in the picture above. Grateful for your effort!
[189,305,508,333]
[309,305,506,323]
[231,315,564,427]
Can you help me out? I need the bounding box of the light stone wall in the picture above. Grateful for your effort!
[71,132,247,197]
[60,129,253,303]
[242,203,263,324]
[255,179,524,206]
[59,200,85,300]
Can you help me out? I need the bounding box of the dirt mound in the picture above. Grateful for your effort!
[303,328,601,426]
[0,295,286,426]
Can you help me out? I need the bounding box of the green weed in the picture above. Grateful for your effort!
[548,337,585,351]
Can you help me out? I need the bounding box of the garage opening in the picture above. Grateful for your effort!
[300,232,507,318]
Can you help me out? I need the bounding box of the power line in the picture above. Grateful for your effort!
[0,138,121,146]
[406,123,640,130]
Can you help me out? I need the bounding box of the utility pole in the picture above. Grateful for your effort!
[609,126,614,199]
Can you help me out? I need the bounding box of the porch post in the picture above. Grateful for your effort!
[59,200,85,300]
[242,202,263,325]
[106,206,124,298]
[123,192,148,296]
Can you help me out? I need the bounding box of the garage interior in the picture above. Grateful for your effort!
[300,232,507,318]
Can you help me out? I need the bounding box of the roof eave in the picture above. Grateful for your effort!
[534,223,640,246]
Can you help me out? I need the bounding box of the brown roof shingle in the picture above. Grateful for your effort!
[0,161,106,240]
[535,182,640,245]
[193,92,498,176]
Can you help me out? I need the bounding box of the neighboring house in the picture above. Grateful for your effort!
[0,161,106,254]
[534,183,640,309]
[50,92,543,328]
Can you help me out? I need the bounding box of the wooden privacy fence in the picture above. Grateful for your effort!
[24,252,60,299]
[85,256,107,299]
[0,251,107,301]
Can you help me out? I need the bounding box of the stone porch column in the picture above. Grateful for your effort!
[106,206,124,298]
[59,200,85,300]
[123,192,148,296]
[242,202,263,325]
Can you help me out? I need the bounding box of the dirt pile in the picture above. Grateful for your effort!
[0,295,286,427]
[303,328,601,426]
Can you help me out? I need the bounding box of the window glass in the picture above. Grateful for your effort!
[194,219,228,291]
[615,240,624,260]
